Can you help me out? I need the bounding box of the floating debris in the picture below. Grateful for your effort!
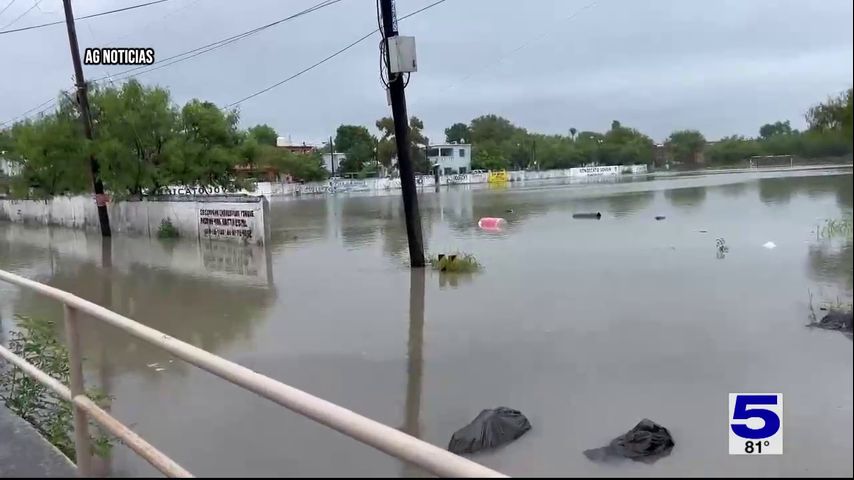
[810,310,853,332]
[146,362,159,368]
[655,216,666,221]
[584,419,675,464]
[762,241,776,249]
[478,217,506,231]
[448,407,531,455]
[155,367,166,372]
[573,212,602,220]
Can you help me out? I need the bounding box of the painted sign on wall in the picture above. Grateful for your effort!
[199,207,258,241]
[570,165,621,176]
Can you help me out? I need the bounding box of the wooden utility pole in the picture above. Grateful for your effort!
[379,0,424,267]
[62,0,111,237]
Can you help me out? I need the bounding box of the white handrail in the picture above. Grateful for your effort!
[0,268,506,478]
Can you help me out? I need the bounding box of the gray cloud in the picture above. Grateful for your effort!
[1,0,851,143]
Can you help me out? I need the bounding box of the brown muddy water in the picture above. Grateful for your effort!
[1,168,852,477]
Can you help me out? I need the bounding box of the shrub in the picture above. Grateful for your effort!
[157,218,179,238]
[0,315,112,459]
[427,253,481,273]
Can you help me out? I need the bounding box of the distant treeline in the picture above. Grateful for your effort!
[1,82,851,199]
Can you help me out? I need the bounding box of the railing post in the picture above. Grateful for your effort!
[64,304,92,477]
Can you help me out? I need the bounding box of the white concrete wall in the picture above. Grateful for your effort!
[256,165,648,197]
[0,223,272,287]
[0,196,270,245]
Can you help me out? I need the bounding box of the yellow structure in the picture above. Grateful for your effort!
[487,170,509,183]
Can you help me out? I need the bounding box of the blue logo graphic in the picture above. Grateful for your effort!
[730,394,781,440]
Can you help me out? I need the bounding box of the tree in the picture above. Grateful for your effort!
[666,130,706,164]
[469,114,521,144]
[569,127,577,139]
[806,87,853,142]
[375,116,429,173]
[335,124,376,173]
[706,136,762,164]
[471,142,509,171]
[444,122,470,143]
[164,100,243,188]
[257,146,327,181]
[89,79,178,195]
[759,120,793,140]
[247,124,278,146]
[10,114,89,197]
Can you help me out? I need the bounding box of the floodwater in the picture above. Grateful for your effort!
[1,168,852,477]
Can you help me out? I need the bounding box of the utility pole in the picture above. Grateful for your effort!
[62,0,110,237]
[379,0,425,267]
[329,136,335,176]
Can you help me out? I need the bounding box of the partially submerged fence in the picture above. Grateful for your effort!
[0,268,506,478]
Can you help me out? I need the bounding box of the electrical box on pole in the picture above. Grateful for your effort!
[387,36,417,73]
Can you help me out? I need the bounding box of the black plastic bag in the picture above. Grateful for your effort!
[448,407,531,454]
[583,419,674,464]
[815,310,853,332]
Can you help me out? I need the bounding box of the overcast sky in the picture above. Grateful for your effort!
[1,0,852,144]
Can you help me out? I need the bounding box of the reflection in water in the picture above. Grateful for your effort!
[604,191,655,217]
[1,168,852,477]
[808,241,854,291]
[758,177,794,205]
[758,174,852,208]
[718,181,748,198]
[401,268,426,477]
[664,186,707,210]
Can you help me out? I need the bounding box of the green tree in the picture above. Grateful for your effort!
[469,114,520,144]
[335,125,376,173]
[164,100,242,188]
[9,114,89,197]
[444,122,470,143]
[706,135,762,164]
[759,120,793,140]
[471,142,509,171]
[806,87,853,143]
[247,124,278,146]
[89,79,178,195]
[375,116,429,173]
[569,127,577,139]
[666,130,706,164]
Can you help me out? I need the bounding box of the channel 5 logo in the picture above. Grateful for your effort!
[729,393,783,455]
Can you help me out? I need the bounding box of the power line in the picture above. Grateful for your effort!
[91,0,344,83]
[0,0,19,19]
[1,0,343,126]
[225,0,448,108]
[0,0,171,35]
[423,0,600,98]
[0,0,43,30]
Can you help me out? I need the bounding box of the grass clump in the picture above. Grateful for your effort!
[0,315,113,459]
[157,218,179,238]
[820,217,853,240]
[427,253,481,273]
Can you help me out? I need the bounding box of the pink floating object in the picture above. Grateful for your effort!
[478,217,506,231]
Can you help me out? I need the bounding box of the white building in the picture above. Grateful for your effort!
[427,143,472,175]
[321,152,347,175]
[0,156,22,177]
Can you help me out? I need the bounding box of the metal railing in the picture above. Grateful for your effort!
[0,269,506,478]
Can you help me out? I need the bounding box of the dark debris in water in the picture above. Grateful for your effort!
[584,419,675,464]
[810,310,853,333]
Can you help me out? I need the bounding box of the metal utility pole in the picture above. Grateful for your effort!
[62,0,111,237]
[379,0,424,267]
